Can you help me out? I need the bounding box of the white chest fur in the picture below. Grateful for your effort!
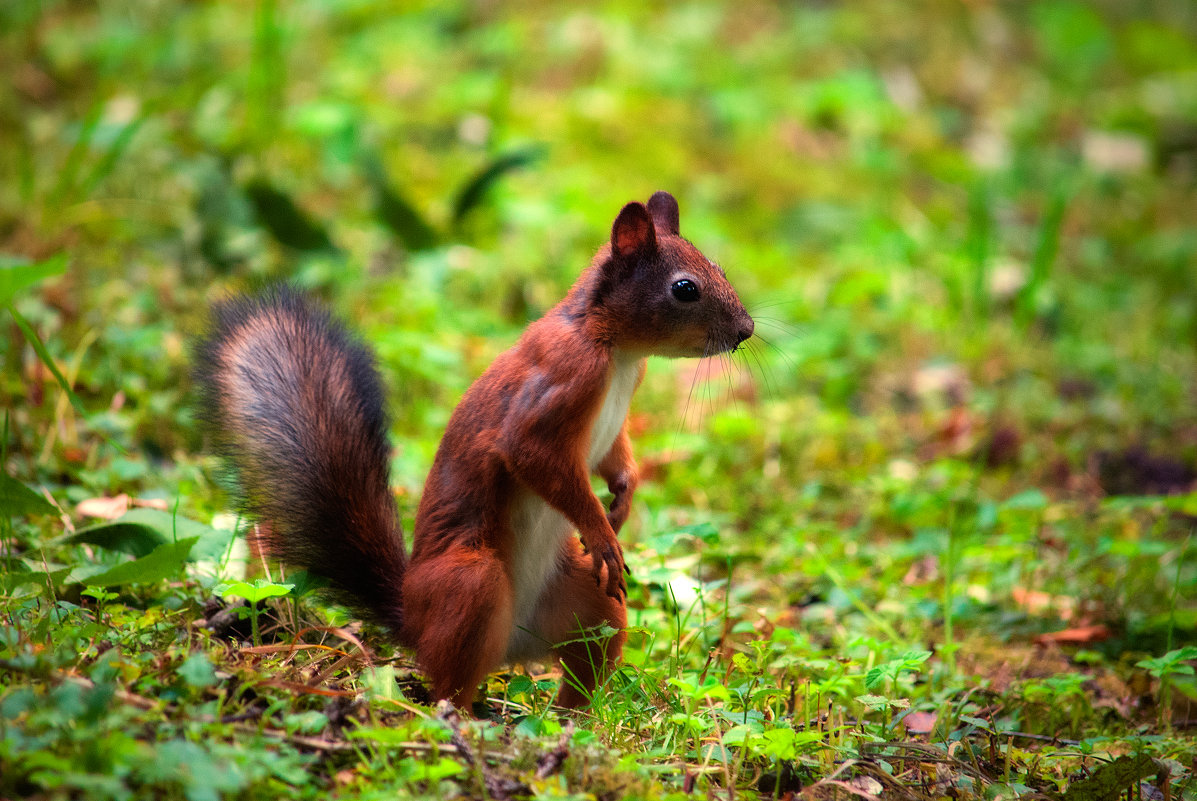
[587,352,642,469]
[504,352,642,660]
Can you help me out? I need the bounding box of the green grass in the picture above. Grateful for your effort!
[3,0,1197,798]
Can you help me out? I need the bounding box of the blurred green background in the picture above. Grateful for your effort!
[3,0,1196,709]
[4,2,1197,797]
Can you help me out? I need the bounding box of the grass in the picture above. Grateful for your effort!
[2,0,1197,798]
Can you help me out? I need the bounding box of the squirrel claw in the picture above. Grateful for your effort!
[589,541,626,601]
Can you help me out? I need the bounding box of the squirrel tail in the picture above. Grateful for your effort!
[195,287,407,637]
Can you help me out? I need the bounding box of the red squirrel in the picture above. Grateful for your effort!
[195,191,754,709]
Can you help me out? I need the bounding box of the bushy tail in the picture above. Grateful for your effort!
[195,287,407,637]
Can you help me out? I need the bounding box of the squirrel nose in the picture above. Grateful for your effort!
[735,318,754,346]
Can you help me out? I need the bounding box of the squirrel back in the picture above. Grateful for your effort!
[194,288,408,636]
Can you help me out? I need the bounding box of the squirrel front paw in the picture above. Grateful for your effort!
[587,537,627,601]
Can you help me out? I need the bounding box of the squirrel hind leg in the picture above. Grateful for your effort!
[403,544,513,710]
[530,539,628,709]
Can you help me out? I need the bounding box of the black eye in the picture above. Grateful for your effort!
[671,279,700,303]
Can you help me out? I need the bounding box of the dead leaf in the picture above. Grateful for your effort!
[1082,131,1149,174]
[1034,624,1111,646]
[912,363,970,403]
[847,775,883,798]
[76,494,170,519]
[903,711,937,735]
[988,259,1026,302]
[1012,586,1076,620]
[902,555,939,586]
[77,494,131,519]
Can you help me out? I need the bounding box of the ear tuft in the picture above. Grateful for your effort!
[611,202,657,259]
[646,191,680,236]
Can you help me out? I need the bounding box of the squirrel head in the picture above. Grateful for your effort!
[592,191,754,358]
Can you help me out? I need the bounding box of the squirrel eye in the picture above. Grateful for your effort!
[671,279,700,303]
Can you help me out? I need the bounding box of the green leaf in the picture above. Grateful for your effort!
[82,537,199,587]
[1137,645,1197,677]
[244,179,337,252]
[362,153,439,251]
[111,508,229,562]
[1002,489,1049,510]
[958,715,993,731]
[81,587,118,603]
[506,675,534,695]
[671,522,720,544]
[451,145,544,227]
[0,473,57,518]
[721,725,758,747]
[397,757,463,783]
[177,652,218,689]
[856,693,890,709]
[8,304,86,415]
[67,522,166,558]
[214,578,294,604]
[0,253,68,306]
[1168,645,1197,661]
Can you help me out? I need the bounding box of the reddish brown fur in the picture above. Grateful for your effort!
[197,192,753,710]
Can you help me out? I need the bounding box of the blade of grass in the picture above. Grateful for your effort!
[8,304,85,416]
[248,0,284,145]
[51,98,104,206]
[78,115,146,199]
[1015,188,1068,330]
[0,253,68,307]
[451,145,545,228]
[966,182,992,325]
[362,152,439,251]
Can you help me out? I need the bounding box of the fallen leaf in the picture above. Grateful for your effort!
[902,555,939,586]
[903,711,937,735]
[912,363,970,403]
[1034,624,1111,646]
[848,775,883,798]
[1082,131,1149,174]
[76,495,170,520]
[1013,586,1076,620]
[77,494,131,519]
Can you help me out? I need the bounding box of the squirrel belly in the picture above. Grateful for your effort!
[503,350,644,662]
[196,191,754,710]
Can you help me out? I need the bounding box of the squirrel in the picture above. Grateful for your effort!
[195,191,754,709]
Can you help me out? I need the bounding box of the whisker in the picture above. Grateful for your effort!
[752,316,806,338]
[753,331,800,375]
[724,352,742,417]
[674,337,713,456]
[748,297,803,313]
[745,340,777,401]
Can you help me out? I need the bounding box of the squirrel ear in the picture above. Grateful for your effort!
[611,202,657,260]
[646,191,680,236]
